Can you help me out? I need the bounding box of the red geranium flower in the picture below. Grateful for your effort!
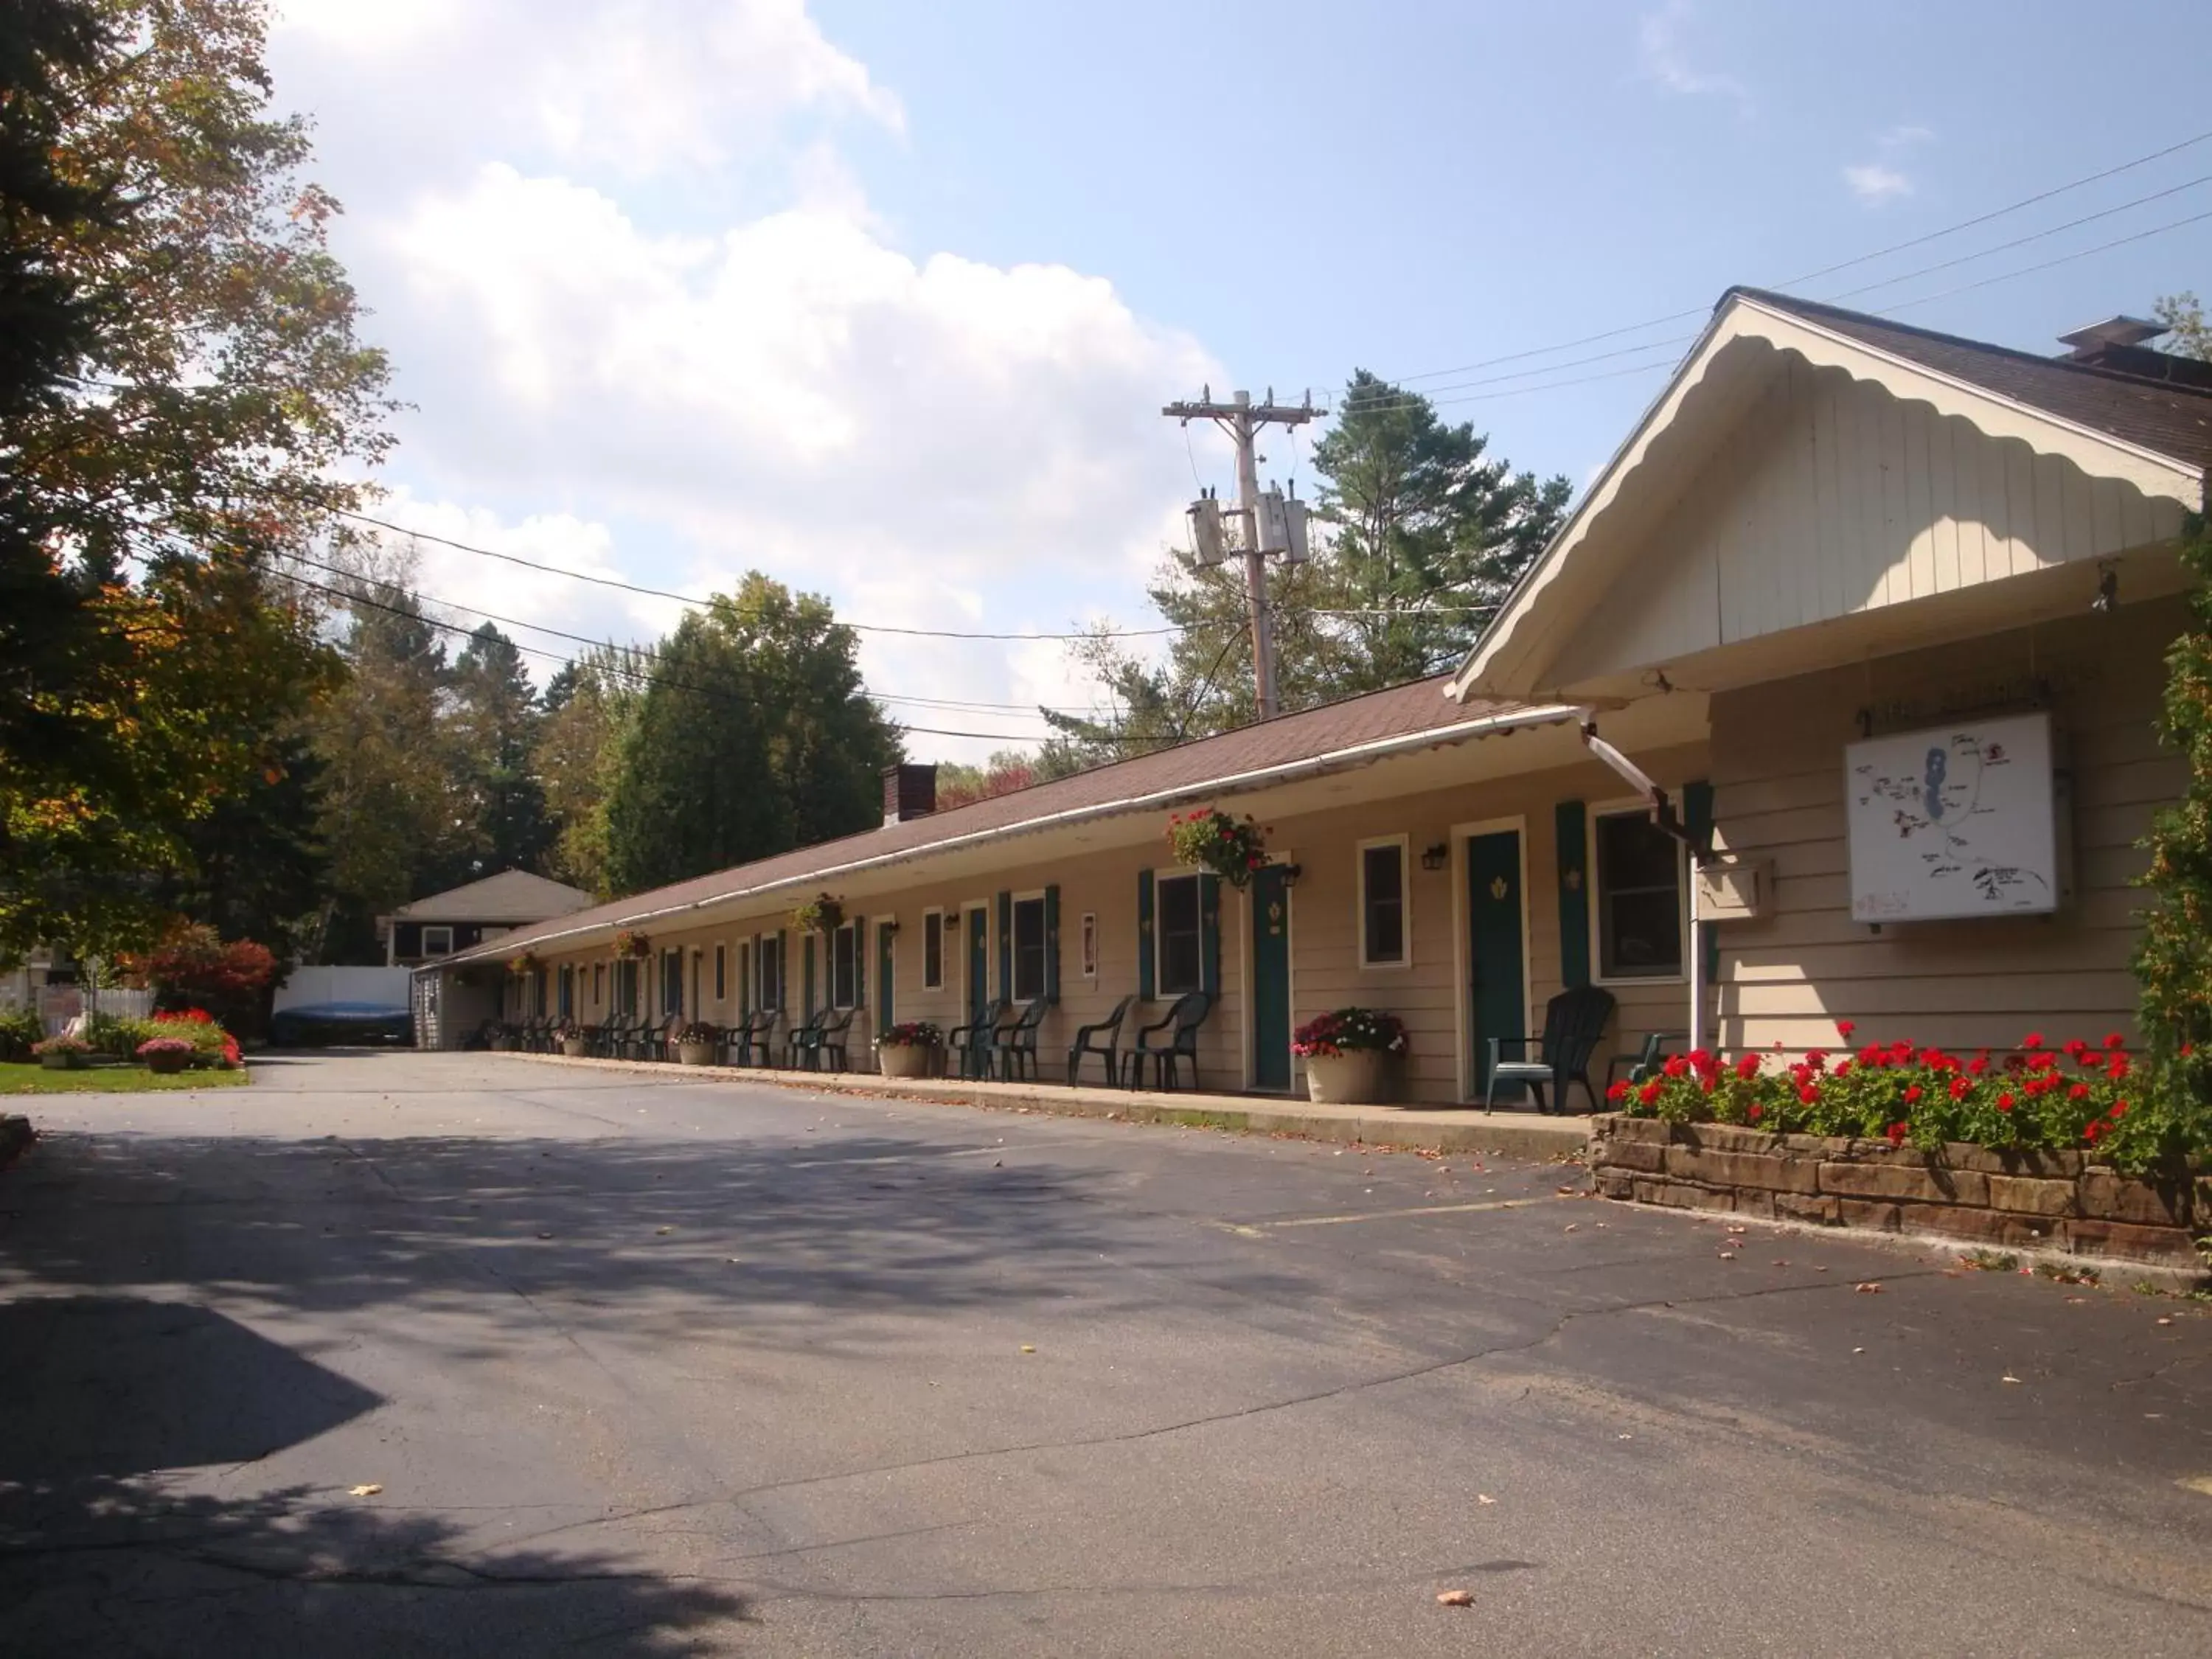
[1834,1060,1853,1077]
[1805,1048,1829,1070]
[1948,1077,1970,1100]
[2068,1083,2090,1101]
[1747,1104,1764,1124]
[1734,1054,1761,1080]
[1904,1085,1922,1104]
[2107,1055,2130,1080]
[1606,1080,1631,1102]
[1638,1079,1662,1106]
[1835,1020,1856,1038]
[2062,1038,2088,1060]
[1664,1054,1689,1079]
[2084,1121,2103,1144]
[1997,1092,2014,1113]
[2023,1032,2044,1050]
[1969,1052,1990,1076]
[1798,1084,1819,1105]
[2110,1100,2128,1119]
[1885,1121,1909,1147]
[2104,1032,2126,1051]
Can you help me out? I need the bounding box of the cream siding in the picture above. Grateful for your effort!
[1706,594,2185,1056]
[1545,359,2191,691]
[515,745,1709,1106]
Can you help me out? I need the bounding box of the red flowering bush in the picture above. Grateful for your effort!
[1293,1008,1408,1057]
[1607,1024,2205,1175]
[1167,807,1270,889]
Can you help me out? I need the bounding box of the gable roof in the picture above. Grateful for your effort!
[438,677,1571,964]
[391,869,597,924]
[1450,286,2212,703]
[1736,288,2212,471]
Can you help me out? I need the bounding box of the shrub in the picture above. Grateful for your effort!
[1293,1008,1408,1058]
[31,1035,91,1056]
[134,1037,198,1059]
[0,1006,43,1061]
[1608,1022,2209,1176]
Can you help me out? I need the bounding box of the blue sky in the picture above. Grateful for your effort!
[268,0,2212,759]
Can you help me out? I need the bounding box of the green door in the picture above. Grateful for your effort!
[1250,864,1293,1091]
[1467,830,1528,1099]
[877,919,896,1037]
[966,905,989,1020]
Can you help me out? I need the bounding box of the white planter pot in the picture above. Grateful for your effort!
[678,1040,717,1067]
[877,1043,936,1079]
[1304,1048,1396,1106]
[560,1037,589,1057]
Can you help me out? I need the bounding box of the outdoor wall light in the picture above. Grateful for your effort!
[881,919,900,936]
[1279,863,1303,888]
[1420,842,1450,872]
[2093,560,2118,614]
[942,911,959,930]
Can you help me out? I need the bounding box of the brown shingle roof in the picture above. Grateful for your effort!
[390,869,597,923]
[445,676,1555,961]
[1733,287,2212,470]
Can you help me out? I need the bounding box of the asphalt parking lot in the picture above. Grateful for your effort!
[1,1050,2207,1656]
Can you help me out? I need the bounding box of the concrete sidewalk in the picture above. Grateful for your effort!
[497,1051,1595,1162]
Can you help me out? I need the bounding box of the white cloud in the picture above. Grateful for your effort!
[1843,164,1914,205]
[1637,1,1750,111]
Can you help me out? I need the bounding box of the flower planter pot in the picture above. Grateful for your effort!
[560,1037,590,1058]
[1304,1048,1395,1105]
[39,1051,84,1071]
[678,1040,718,1067]
[143,1050,192,1075]
[877,1043,936,1079]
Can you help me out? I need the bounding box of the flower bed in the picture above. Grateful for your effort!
[1606,1025,2207,1178]
[88,1008,240,1069]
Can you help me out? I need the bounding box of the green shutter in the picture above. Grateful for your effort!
[1555,800,1590,989]
[1137,869,1155,1000]
[1043,885,1061,1004]
[775,930,787,1014]
[1683,779,1718,981]
[996,891,1012,998]
[877,919,896,1035]
[740,940,751,1014]
[1198,873,1221,995]
[802,932,816,1018]
[851,916,866,1012]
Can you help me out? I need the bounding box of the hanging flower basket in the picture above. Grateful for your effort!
[507,950,543,977]
[1167,807,1270,888]
[613,930,651,959]
[790,892,844,934]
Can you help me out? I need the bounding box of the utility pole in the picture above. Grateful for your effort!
[1163,386,1319,720]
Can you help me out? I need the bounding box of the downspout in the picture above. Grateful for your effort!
[1576,714,1712,1054]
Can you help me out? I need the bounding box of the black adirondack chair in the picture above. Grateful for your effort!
[732,1008,778,1067]
[1485,985,1617,1114]
[802,1006,857,1073]
[950,998,1009,1079]
[1067,995,1135,1086]
[1123,991,1213,1091]
[994,996,1052,1080]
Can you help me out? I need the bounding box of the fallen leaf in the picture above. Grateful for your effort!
[1616,1433,1633,1440]
[1436,1590,1474,1607]
[1563,1223,1579,1234]
[1851,1347,1865,1354]
[2001,1374,2021,1385]
[348,1484,382,1498]
[1854,1281,1883,1294]
[1717,1251,1736,1261]
[536,1231,554,1240]
[1477,1494,1496,1505]
[2157,1317,2174,1326]
[1020,1344,1036,1354]
[655,1227,672,1236]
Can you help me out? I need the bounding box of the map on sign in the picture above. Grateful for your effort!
[1844,712,2059,923]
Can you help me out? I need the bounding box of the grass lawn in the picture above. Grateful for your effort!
[0,1061,250,1095]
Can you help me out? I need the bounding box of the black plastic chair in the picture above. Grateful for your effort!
[809,1006,858,1073]
[1067,995,1135,1086]
[733,1008,778,1067]
[950,998,1008,1079]
[993,996,1052,1080]
[782,1009,827,1069]
[1485,985,1617,1114]
[1605,1029,1688,1093]
[1123,991,1212,1091]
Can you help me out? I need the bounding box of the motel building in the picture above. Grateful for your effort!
[420,289,2211,1102]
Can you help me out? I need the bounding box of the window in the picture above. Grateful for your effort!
[1079,912,1099,978]
[922,909,945,990]
[593,962,604,1008]
[830,922,859,1009]
[1358,837,1408,967]
[420,924,453,957]
[757,933,783,1011]
[714,944,726,1002]
[617,958,639,1016]
[1155,873,1202,995]
[1595,809,1684,979]
[1011,895,1048,1001]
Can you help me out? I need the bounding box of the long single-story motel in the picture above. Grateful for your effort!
[418,289,2212,1102]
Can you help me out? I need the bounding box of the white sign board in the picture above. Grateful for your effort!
[1845,712,2059,923]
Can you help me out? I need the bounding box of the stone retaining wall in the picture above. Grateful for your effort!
[1588,1114,2209,1270]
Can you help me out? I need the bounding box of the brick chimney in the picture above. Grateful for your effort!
[2056,316,2212,389]
[883,762,937,826]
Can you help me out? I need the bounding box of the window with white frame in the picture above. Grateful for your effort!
[1079,911,1098,978]
[1594,808,1684,979]
[922,908,945,989]
[830,921,859,1008]
[420,924,453,957]
[1357,837,1408,967]
[1155,872,1202,995]
[1011,895,1048,1001]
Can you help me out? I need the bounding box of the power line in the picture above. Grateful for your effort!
[1877,204,2212,313]
[268,566,1101,746]
[279,549,1109,717]
[1371,125,2212,392]
[328,507,1181,643]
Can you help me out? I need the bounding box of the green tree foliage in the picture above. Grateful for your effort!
[1043,373,1569,770]
[449,622,554,878]
[535,647,651,897]
[1,0,389,959]
[604,574,902,894]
